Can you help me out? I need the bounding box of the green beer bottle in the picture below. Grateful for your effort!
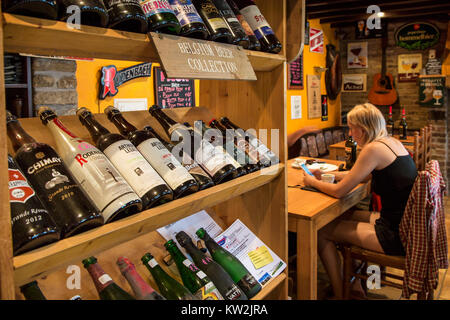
[20,281,47,300]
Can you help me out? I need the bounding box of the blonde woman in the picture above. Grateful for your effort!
[303,103,417,299]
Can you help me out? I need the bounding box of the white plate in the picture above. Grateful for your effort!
[291,160,338,173]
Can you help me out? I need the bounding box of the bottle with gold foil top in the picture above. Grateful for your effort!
[38,107,142,223]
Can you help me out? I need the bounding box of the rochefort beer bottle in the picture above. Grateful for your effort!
[38,107,142,223]
[345,135,357,170]
[191,0,234,43]
[6,111,104,238]
[168,0,210,39]
[139,0,181,34]
[103,0,148,33]
[233,0,282,53]
[3,0,59,20]
[211,0,249,48]
[76,108,173,209]
[8,154,60,256]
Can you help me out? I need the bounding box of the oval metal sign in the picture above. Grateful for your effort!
[395,22,440,51]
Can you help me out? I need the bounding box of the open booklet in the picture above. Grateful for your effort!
[157,210,286,286]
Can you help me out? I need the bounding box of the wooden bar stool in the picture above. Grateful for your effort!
[413,130,425,171]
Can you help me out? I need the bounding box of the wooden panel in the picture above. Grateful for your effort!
[286,0,305,63]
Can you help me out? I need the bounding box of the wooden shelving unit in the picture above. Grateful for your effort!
[0,0,299,300]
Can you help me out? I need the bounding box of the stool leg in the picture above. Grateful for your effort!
[343,246,352,299]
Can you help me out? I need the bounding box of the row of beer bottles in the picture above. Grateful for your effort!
[7,105,279,256]
[20,229,261,300]
[3,0,281,53]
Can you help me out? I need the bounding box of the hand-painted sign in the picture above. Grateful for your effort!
[309,28,324,53]
[154,66,195,108]
[99,62,152,99]
[395,22,440,51]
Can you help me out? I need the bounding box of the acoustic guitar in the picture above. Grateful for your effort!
[368,33,398,106]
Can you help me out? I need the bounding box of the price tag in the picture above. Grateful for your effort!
[248,246,274,269]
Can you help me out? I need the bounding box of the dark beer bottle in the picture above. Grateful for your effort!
[191,0,234,43]
[6,111,104,238]
[196,227,261,298]
[211,0,249,48]
[226,0,260,50]
[143,125,215,191]
[399,108,408,140]
[176,231,247,300]
[233,0,282,53]
[3,0,59,20]
[139,0,181,34]
[386,106,394,137]
[8,154,60,256]
[76,108,173,209]
[20,281,47,300]
[345,136,357,170]
[105,107,198,199]
[168,0,210,39]
[103,0,148,33]
[58,0,109,27]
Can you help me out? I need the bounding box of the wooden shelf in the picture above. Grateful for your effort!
[2,13,285,72]
[13,164,284,286]
[251,274,287,300]
[4,83,27,88]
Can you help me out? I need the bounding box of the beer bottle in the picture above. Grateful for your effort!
[77,108,173,209]
[176,231,247,300]
[168,0,210,39]
[399,108,408,140]
[233,0,282,53]
[139,0,181,34]
[105,107,198,199]
[226,0,260,50]
[117,256,166,300]
[143,125,214,191]
[196,227,261,298]
[83,256,136,300]
[141,252,198,300]
[345,135,357,170]
[386,106,394,137]
[20,281,47,300]
[58,0,109,27]
[103,0,148,33]
[38,107,142,223]
[211,0,249,48]
[3,0,58,20]
[149,105,237,184]
[8,154,60,256]
[6,111,104,238]
[191,0,234,43]
[165,239,223,300]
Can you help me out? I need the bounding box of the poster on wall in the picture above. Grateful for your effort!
[347,42,368,69]
[395,22,440,51]
[355,19,385,39]
[307,75,321,119]
[321,95,328,121]
[398,54,422,82]
[291,95,302,120]
[288,53,303,90]
[154,66,195,109]
[309,27,324,53]
[342,74,367,92]
[419,76,445,107]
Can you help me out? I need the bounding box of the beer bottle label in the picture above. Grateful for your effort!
[181,152,211,179]
[223,283,243,300]
[104,0,142,10]
[8,168,35,204]
[237,273,259,293]
[345,147,352,160]
[169,0,204,27]
[195,140,229,176]
[104,140,167,197]
[195,282,223,300]
[140,0,174,16]
[240,5,274,40]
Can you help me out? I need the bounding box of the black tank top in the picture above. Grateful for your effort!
[371,140,417,229]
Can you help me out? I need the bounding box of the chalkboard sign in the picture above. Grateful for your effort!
[288,53,303,90]
[154,66,196,108]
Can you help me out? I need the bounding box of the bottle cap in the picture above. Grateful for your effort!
[104,106,120,120]
[195,227,206,239]
[141,252,154,264]
[164,239,175,249]
[175,231,191,247]
[76,107,91,120]
[19,281,39,293]
[116,256,134,274]
[5,110,17,123]
[38,106,56,125]
[208,119,217,126]
[82,256,97,268]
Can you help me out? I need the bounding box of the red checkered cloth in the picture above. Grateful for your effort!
[399,160,448,298]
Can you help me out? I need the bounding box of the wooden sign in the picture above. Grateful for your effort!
[419,76,445,107]
[288,53,303,90]
[154,66,195,109]
[342,74,367,92]
[307,75,321,119]
[150,32,256,80]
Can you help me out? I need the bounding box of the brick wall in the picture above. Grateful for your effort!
[32,58,78,116]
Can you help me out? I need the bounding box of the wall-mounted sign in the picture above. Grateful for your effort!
[309,28,324,53]
[307,75,321,119]
[342,74,367,92]
[99,62,152,100]
[154,66,195,109]
[355,19,385,39]
[150,32,256,80]
[398,54,422,82]
[347,42,368,69]
[291,95,302,120]
[395,22,440,51]
[419,76,445,107]
[288,53,303,90]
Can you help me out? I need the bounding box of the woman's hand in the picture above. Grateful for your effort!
[309,169,323,180]
[303,171,318,187]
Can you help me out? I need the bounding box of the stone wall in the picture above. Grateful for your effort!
[32,58,78,116]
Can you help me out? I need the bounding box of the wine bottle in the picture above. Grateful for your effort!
[211,0,249,48]
[20,281,47,300]
[83,256,136,300]
[141,252,198,300]
[168,0,210,39]
[6,111,104,238]
[8,154,60,256]
[116,256,166,300]
[77,108,173,209]
[165,239,223,300]
[196,227,261,298]
[386,106,394,137]
[103,0,148,33]
[191,0,234,43]
[38,107,142,223]
[139,0,181,34]
[149,105,237,184]
[105,107,198,199]
[175,231,247,300]
[193,120,247,177]
[400,108,408,140]
[143,125,215,191]
[226,0,260,50]
[345,136,357,170]
[233,0,282,53]
[220,116,279,167]
[3,0,59,20]
[58,0,109,28]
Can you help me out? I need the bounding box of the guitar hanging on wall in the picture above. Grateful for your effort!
[368,28,398,106]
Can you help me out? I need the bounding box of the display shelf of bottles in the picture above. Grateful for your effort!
[2,13,285,73]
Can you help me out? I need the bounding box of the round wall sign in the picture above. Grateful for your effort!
[395,22,440,51]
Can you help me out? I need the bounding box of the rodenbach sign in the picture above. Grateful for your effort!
[150,32,257,81]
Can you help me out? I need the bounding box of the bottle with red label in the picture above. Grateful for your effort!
[386,106,394,136]
[399,108,408,140]
[8,154,60,256]
[139,0,181,34]
[38,107,143,223]
[225,0,260,50]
